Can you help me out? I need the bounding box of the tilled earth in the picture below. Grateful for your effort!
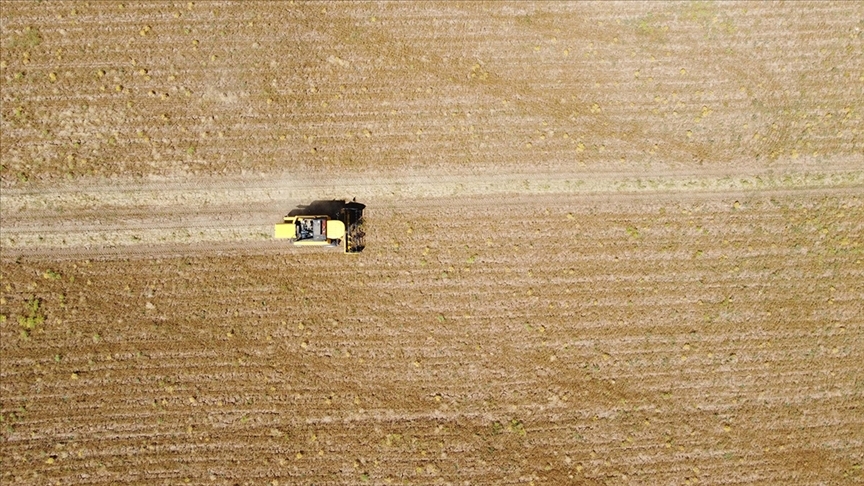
[2,190,863,485]
[2,2,863,485]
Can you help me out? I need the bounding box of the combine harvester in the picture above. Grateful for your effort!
[274,199,366,253]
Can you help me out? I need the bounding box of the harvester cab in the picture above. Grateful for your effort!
[274,199,365,253]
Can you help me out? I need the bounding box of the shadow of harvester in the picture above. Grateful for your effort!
[287,199,366,253]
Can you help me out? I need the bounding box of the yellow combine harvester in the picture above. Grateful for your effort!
[274,199,365,253]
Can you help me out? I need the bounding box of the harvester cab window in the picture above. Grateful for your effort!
[296,219,311,240]
[296,218,326,241]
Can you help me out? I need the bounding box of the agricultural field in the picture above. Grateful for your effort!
[1,1,863,485]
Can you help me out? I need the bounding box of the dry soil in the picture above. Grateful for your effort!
[1,2,863,485]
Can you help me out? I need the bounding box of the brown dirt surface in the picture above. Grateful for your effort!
[1,2,863,485]
[2,1,862,184]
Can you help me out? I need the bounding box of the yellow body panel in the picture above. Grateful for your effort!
[294,239,334,246]
[275,216,344,247]
[274,222,295,239]
[326,220,346,239]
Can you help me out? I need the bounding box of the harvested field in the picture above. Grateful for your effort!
[2,1,862,182]
[1,1,863,485]
[2,190,864,484]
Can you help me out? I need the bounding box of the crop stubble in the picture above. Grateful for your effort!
[1,1,864,485]
[2,192,863,484]
[1,2,862,183]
